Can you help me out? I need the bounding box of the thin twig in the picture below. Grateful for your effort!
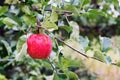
[91,57,117,65]
[32,6,84,16]
[54,37,89,58]
[48,57,58,73]
[37,20,42,33]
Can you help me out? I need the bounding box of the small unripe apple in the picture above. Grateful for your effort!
[27,34,52,59]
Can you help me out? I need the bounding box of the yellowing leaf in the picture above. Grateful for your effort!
[50,12,58,22]
[15,43,27,61]
[32,3,42,10]
[42,21,58,31]
[21,5,31,15]
[69,21,79,40]
[5,0,19,4]
[16,35,27,53]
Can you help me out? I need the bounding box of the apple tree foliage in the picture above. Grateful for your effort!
[0,0,120,80]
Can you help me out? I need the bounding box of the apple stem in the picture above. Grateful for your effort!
[48,57,58,73]
[37,20,42,33]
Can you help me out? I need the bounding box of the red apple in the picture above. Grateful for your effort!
[27,34,52,59]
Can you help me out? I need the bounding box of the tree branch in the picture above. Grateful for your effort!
[54,37,89,58]
[32,6,84,15]
[37,22,118,66]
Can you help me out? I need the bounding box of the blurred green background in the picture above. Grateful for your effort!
[0,0,120,80]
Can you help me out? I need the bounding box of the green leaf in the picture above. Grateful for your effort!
[4,13,22,26]
[0,6,8,16]
[79,0,91,10]
[22,15,37,26]
[44,4,51,11]
[15,43,27,61]
[54,73,68,80]
[79,16,88,26]
[70,0,80,5]
[16,35,27,53]
[117,62,120,67]
[66,71,78,80]
[58,55,81,68]
[59,26,73,33]
[100,37,112,52]
[82,0,91,6]
[79,0,84,10]
[1,40,12,56]
[42,21,58,31]
[58,73,68,80]
[3,17,18,27]
[0,18,3,25]
[59,57,69,71]
[94,51,105,62]
[105,56,112,64]
[79,36,89,51]
[108,18,116,25]
[88,13,97,19]
[72,7,80,15]
[88,9,107,17]
[81,12,89,17]
[64,5,79,15]
[0,74,7,80]
[42,61,52,69]
[21,5,31,15]
[53,74,59,80]
[68,59,82,67]
[50,12,58,22]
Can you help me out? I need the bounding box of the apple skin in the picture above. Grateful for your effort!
[27,34,52,59]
